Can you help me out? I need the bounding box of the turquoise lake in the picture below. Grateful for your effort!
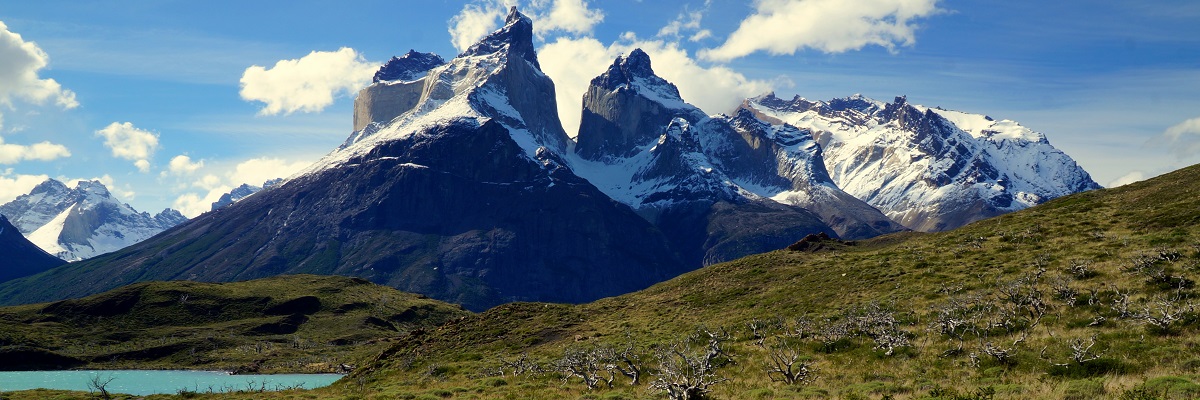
[0,370,342,395]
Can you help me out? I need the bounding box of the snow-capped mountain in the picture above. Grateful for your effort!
[0,179,188,261]
[571,49,903,259]
[742,93,1101,231]
[0,214,65,283]
[209,178,282,211]
[0,8,687,311]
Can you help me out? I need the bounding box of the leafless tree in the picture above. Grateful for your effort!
[1142,294,1194,333]
[556,347,606,389]
[1053,335,1104,367]
[500,353,543,376]
[763,337,813,385]
[598,341,644,386]
[87,373,115,400]
[1050,275,1078,306]
[1107,286,1136,319]
[929,293,985,355]
[649,329,731,400]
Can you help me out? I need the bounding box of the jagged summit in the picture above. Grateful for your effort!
[373,50,445,82]
[575,49,704,160]
[337,4,569,171]
[742,93,1100,231]
[0,178,188,261]
[461,6,540,70]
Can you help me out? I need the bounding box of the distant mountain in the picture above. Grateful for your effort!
[0,215,66,283]
[741,93,1102,231]
[571,49,902,265]
[209,178,283,211]
[0,179,188,261]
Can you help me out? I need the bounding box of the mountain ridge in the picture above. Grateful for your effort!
[0,178,187,261]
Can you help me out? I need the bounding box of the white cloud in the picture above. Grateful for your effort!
[0,170,50,204]
[169,156,312,218]
[529,0,604,37]
[1161,116,1200,158]
[448,1,513,53]
[539,36,774,135]
[448,0,602,51]
[239,48,378,116]
[95,121,159,170]
[172,192,222,219]
[0,135,71,164]
[1107,171,1146,188]
[657,3,710,42]
[166,155,204,176]
[0,21,78,112]
[700,0,943,61]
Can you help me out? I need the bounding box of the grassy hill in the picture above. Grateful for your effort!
[272,163,1200,399]
[0,275,467,374]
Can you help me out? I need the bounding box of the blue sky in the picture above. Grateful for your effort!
[0,0,1198,216]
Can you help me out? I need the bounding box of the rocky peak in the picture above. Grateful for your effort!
[74,180,111,198]
[373,50,445,82]
[30,179,69,196]
[462,6,540,70]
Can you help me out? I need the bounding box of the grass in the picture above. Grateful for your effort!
[0,274,467,374]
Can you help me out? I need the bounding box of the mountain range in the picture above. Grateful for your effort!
[0,179,187,262]
[0,7,1098,312]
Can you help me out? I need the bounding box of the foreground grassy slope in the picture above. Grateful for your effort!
[0,275,468,374]
[290,163,1200,399]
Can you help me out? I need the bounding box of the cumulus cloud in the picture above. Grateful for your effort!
[239,48,378,115]
[539,35,774,135]
[529,0,605,37]
[1161,117,1200,158]
[95,121,159,171]
[0,170,50,204]
[1107,171,1146,188]
[0,135,70,164]
[448,0,603,52]
[0,21,78,112]
[657,3,712,42]
[166,155,204,176]
[170,156,312,217]
[700,0,943,61]
[449,1,514,52]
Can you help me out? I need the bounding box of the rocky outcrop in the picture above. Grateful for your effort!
[576,49,706,160]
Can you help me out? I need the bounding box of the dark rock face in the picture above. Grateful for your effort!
[576,49,706,160]
[0,215,66,283]
[373,50,445,83]
[462,7,540,69]
[0,120,686,312]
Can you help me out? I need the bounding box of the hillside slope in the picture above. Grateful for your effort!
[322,163,1200,399]
[0,275,467,372]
